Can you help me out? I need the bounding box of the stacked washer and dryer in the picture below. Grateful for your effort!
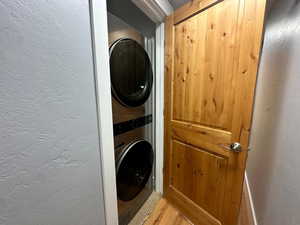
[108,15,155,225]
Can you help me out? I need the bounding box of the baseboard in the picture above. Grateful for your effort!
[245,173,258,225]
[239,173,258,225]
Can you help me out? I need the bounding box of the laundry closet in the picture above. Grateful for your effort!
[106,1,158,224]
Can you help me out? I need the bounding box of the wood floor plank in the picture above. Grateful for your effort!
[143,183,253,225]
[144,198,192,225]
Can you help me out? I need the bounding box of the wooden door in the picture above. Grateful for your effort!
[163,0,266,225]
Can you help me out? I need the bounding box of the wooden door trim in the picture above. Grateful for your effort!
[163,14,174,194]
[174,0,224,24]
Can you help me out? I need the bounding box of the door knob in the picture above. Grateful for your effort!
[229,142,242,153]
[219,142,243,153]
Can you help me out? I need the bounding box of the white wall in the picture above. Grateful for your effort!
[247,1,300,225]
[0,1,106,225]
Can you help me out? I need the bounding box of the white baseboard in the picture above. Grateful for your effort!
[245,172,258,225]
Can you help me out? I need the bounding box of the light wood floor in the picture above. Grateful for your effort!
[143,187,253,225]
[143,198,192,225]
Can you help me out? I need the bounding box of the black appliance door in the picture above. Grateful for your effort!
[109,38,153,107]
[116,140,153,201]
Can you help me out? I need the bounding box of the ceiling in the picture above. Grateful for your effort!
[168,0,190,9]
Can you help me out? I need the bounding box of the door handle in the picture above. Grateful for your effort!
[219,142,243,153]
[229,142,242,153]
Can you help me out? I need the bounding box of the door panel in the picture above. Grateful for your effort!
[172,120,231,157]
[173,0,237,131]
[171,140,228,220]
[164,0,266,224]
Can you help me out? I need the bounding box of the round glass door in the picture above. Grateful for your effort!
[116,140,153,201]
[109,38,153,107]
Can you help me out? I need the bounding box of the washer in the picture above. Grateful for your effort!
[109,36,154,225]
[114,123,154,225]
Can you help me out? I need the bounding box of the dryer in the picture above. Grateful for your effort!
[109,38,153,124]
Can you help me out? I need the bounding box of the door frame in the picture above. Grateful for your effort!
[89,1,119,225]
[154,22,165,194]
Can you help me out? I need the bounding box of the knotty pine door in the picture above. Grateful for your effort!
[163,0,266,225]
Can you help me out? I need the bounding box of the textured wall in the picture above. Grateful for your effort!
[247,1,300,225]
[0,1,106,225]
